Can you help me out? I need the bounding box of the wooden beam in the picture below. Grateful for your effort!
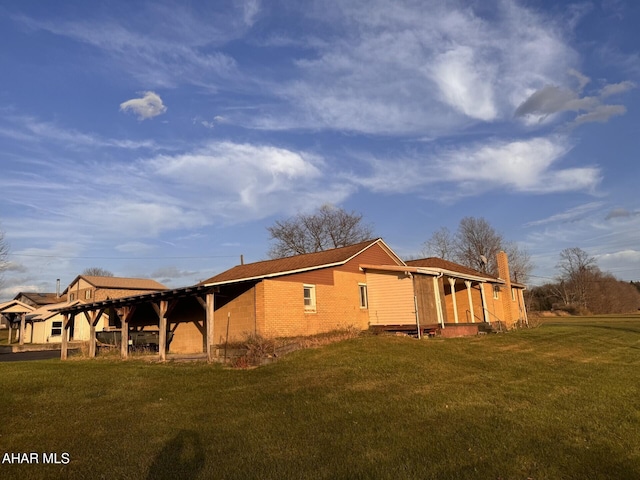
[206,293,214,363]
[84,309,103,358]
[157,300,168,361]
[120,306,130,359]
[61,314,69,360]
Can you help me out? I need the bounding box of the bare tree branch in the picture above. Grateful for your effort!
[267,205,374,258]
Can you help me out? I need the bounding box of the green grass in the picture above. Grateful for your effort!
[1,316,640,479]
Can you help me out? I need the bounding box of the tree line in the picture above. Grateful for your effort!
[527,247,640,315]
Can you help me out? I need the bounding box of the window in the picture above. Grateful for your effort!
[69,293,75,301]
[359,284,368,309]
[511,288,516,301]
[303,284,316,312]
[493,285,500,300]
[85,290,92,300]
[51,321,62,337]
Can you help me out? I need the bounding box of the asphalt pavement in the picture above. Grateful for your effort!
[0,350,75,362]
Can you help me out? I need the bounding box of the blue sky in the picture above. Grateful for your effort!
[1,0,639,300]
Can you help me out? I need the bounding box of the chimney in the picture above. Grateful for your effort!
[240,254,244,265]
[56,279,60,298]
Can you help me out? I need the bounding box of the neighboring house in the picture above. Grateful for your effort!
[3,276,167,345]
[0,300,36,345]
[14,292,66,309]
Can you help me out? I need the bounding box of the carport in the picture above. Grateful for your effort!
[54,284,219,362]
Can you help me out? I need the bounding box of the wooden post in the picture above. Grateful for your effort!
[206,293,215,362]
[158,300,168,362]
[480,283,489,323]
[448,278,459,324]
[465,280,475,323]
[61,314,69,360]
[18,313,26,345]
[7,321,12,344]
[120,307,129,359]
[84,310,100,358]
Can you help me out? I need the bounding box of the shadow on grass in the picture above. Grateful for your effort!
[146,430,205,480]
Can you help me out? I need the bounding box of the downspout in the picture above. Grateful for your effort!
[433,272,445,329]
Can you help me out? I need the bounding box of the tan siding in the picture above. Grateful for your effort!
[366,272,415,325]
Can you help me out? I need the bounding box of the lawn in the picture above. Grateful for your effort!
[1,316,639,479]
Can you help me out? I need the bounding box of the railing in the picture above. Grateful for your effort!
[465,309,506,333]
[465,309,485,324]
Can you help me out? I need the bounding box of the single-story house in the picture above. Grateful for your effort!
[53,238,528,361]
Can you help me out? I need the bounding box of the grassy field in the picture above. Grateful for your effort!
[1,316,639,479]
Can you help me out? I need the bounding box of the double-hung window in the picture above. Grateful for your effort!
[359,284,368,309]
[51,321,63,337]
[303,284,316,312]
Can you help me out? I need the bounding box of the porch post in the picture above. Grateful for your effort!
[448,277,459,324]
[120,308,129,359]
[158,300,168,362]
[464,280,475,323]
[7,320,12,344]
[19,313,26,345]
[433,277,444,328]
[206,293,215,363]
[480,283,489,323]
[61,314,69,360]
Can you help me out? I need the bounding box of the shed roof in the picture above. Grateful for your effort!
[14,292,65,306]
[201,238,403,286]
[406,257,499,280]
[62,275,167,294]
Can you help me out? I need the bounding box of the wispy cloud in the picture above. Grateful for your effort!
[526,202,605,227]
[239,0,577,135]
[350,136,600,199]
[0,115,159,150]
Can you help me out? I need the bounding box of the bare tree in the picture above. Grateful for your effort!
[454,217,504,274]
[422,227,455,260]
[503,241,533,284]
[268,205,374,258]
[556,247,597,309]
[422,217,532,281]
[82,267,114,277]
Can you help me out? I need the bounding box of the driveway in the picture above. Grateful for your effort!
[0,350,75,362]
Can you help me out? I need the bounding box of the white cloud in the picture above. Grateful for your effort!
[14,7,245,89]
[241,0,577,135]
[146,141,352,218]
[120,91,167,120]
[351,136,600,198]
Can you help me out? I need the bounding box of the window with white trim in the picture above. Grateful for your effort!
[359,284,368,309]
[85,290,92,300]
[51,321,62,337]
[303,284,316,312]
[493,285,500,300]
[511,288,516,301]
